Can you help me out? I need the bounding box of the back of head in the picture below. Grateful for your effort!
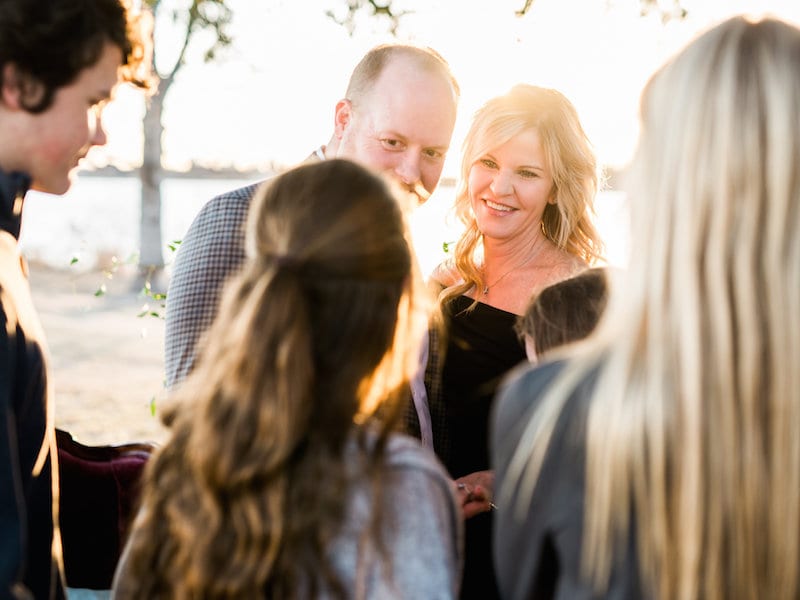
[575,16,800,599]
[454,84,603,265]
[623,14,800,429]
[0,0,151,113]
[628,14,800,339]
[202,158,415,444]
[127,159,420,597]
[345,43,460,109]
[516,267,608,359]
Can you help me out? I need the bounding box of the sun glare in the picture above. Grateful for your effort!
[66,0,800,273]
[92,0,800,176]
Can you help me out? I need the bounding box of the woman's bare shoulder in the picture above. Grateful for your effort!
[544,252,588,284]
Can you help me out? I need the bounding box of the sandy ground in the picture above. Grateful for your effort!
[27,262,167,597]
[28,261,170,447]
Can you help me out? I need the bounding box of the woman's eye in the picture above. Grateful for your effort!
[519,170,539,179]
[480,159,498,169]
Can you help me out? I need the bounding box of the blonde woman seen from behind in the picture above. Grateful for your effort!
[492,16,800,600]
[113,159,462,599]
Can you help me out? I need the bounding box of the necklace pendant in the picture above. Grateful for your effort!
[483,285,489,295]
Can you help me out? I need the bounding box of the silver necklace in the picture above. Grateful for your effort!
[483,265,519,295]
[481,236,546,295]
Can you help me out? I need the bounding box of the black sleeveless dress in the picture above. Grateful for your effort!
[439,295,527,600]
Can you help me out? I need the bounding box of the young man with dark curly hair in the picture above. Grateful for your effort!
[0,1,151,597]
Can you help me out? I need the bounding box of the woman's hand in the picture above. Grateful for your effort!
[453,470,495,519]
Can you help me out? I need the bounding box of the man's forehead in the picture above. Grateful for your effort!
[364,109,453,149]
[378,57,455,97]
[360,70,456,146]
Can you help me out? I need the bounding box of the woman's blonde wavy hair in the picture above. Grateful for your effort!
[441,84,604,306]
[504,16,800,600]
[120,159,428,598]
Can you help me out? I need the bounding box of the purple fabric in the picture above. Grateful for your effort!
[56,429,153,590]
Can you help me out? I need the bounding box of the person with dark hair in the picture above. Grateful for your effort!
[0,1,151,597]
[515,267,608,364]
[113,159,462,599]
[164,42,460,392]
[493,16,800,600]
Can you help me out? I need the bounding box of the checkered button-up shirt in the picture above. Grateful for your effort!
[403,318,450,460]
[165,150,327,390]
[164,181,264,389]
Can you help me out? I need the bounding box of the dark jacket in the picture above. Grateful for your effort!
[491,360,645,600]
[1,169,62,600]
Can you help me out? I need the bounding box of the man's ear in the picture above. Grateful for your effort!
[1,63,25,109]
[1,63,44,110]
[333,99,352,139]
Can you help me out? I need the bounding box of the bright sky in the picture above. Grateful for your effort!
[94,0,800,177]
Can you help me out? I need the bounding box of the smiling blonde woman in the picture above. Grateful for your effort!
[419,84,604,600]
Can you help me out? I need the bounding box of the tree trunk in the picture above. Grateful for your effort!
[138,80,165,281]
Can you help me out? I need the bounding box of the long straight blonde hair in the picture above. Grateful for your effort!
[505,16,800,599]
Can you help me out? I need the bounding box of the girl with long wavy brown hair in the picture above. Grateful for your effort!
[493,16,800,600]
[112,159,462,599]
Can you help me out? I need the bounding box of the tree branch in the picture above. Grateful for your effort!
[517,0,686,21]
[516,0,535,17]
[326,0,411,37]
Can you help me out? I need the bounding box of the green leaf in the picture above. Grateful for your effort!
[69,257,79,265]
[94,284,107,297]
[149,396,157,417]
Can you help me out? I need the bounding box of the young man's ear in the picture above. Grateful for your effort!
[1,63,43,110]
[333,99,353,139]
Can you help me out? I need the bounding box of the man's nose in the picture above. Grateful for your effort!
[89,112,107,147]
[394,152,422,189]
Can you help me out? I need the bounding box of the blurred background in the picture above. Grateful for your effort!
[20,0,800,448]
[20,0,800,277]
